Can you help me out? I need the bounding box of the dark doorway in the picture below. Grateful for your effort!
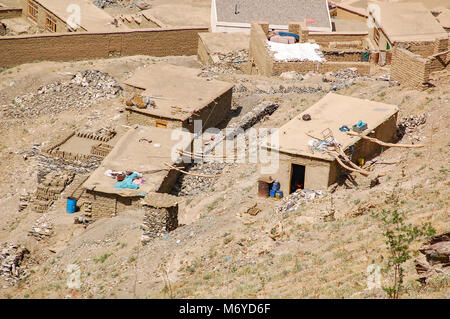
[290,164,305,194]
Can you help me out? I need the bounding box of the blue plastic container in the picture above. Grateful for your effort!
[276,190,283,199]
[272,182,280,191]
[270,189,276,198]
[66,197,77,214]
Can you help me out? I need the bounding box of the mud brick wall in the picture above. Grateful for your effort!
[272,61,371,76]
[127,88,232,133]
[126,109,183,129]
[197,34,213,65]
[182,88,233,133]
[250,23,370,76]
[328,41,363,49]
[249,22,274,76]
[0,27,208,68]
[31,172,74,213]
[391,47,429,89]
[0,8,22,19]
[426,38,450,73]
[81,190,140,220]
[323,50,363,62]
[350,113,399,163]
[90,143,113,157]
[319,61,371,75]
[308,32,368,46]
[405,41,436,58]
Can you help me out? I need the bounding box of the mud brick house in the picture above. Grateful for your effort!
[80,126,193,220]
[259,93,399,194]
[367,2,447,64]
[332,2,368,22]
[248,22,372,76]
[124,63,233,133]
[22,0,128,32]
[211,0,332,33]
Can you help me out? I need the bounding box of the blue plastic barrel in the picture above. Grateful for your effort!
[66,197,77,214]
[272,182,280,191]
[270,189,276,198]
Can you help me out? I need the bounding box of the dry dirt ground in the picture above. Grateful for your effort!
[0,0,448,300]
[0,53,448,299]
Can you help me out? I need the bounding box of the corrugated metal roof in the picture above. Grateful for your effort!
[215,0,331,29]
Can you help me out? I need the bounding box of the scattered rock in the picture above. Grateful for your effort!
[275,189,324,214]
[0,243,29,286]
[415,232,450,284]
[3,70,122,120]
[28,215,54,241]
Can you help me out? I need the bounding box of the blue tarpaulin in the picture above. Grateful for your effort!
[114,172,140,190]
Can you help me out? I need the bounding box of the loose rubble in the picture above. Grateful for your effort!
[398,113,427,135]
[28,215,54,241]
[275,189,325,214]
[0,243,29,287]
[415,232,450,284]
[3,70,122,119]
[172,162,230,196]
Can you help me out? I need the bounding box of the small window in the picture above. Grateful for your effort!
[373,28,380,46]
[155,119,168,128]
[46,13,57,32]
[27,0,38,22]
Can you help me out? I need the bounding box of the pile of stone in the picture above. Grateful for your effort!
[198,65,239,77]
[37,153,100,183]
[216,49,249,64]
[28,215,53,241]
[203,101,279,155]
[415,232,449,284]
[323,67,359,82]
[321,68,368,91]
[93,0,118,8]
[94,0,147,9]
[172,162,229,196]
[232,84,249,94]
[275,189,324,214]
[0,243,29,286]
[4,70,122,119]
[254,84,326,95]
[18,143,41,160]
[398,113,427,135]
[31,172,75,213]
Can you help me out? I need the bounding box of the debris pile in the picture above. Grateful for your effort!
[203,101,279,155]
[4,70,122,119]
[322,68,365,91]
[398,113,427,135]
[18,143,41,161]
[216,49,249,64]
[415,232,449,284]
[0,243,29,286]
[28,215,54,241]
[254,84,325,94]
[275,189,324,214]
[172,162,228,196]
[37,153,101,183]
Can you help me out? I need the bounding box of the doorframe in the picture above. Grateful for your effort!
[288,162,306,194]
